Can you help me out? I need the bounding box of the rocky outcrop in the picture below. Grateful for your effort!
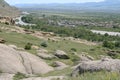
[0,44,27,74]
[18,51,54,74]
[21,76,65,80]
[71,58,120,77]
[37,53,55,60]
[0,44,53,75]
[0,73,15,80]
[52,61,68,70]
[78,54,94,61]
[37,49,56,60]
[54,50,69,59]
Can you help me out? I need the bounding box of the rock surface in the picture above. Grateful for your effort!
[0,73,15,80]
[37,53,55,60]
[54,50,69,59]
[18,51,54,74]
[21,76,65,80]
[37,49,55,60]
[78,54,94,61]
[72,58,120,77]
[52,61,68,70]
[0,44,53,75]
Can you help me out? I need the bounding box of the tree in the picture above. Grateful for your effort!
[24,43,32,50]
[115,41,120,47]
[40,42,48,47]
[103,41,115,49]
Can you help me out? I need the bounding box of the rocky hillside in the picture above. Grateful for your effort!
[0,0,21,17]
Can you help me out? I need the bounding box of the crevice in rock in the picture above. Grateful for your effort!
[18,52,34,75]
[18,53,26,71]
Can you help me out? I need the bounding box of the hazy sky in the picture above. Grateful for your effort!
[5,0,105,5]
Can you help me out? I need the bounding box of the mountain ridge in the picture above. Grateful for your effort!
[15,0,120,12]
[0,0,21,17]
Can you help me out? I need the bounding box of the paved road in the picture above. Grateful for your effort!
[91,30,120,36]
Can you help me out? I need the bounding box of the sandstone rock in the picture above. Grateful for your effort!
[52,61,68,70]
[37,48,48,53]
[18,51,54,74]
[8,44,17,49]
[37,53,55,60]
[54,50,69,59]
[31,45,39,50]
[0,73,15,80]
[78,54,94,61]
[37,49,56,60]
[71,58,120,77]
[0,44,27,74]
[0,44,54,75]
[21,76,65,80]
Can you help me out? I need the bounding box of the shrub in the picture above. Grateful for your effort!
[71,48,77,52]
[115,41,120,48]
[103,41,115,49]
[5,22,9,25]
[24,43,32,50]
[40,41,48,47]
[13,72,27,80]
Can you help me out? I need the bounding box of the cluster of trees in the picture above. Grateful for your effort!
[103,41,120,49]
[21,14,120,48]
[23,25,120,43]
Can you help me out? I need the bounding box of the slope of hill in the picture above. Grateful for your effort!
[0,0,21,17]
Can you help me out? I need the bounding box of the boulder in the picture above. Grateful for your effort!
[107,50,120,57]
[54,50,69,59]
[78,54,94,61]
[52,61,68,70]
[37,53,55,60]
[37,48,48,53]
[31,45,39,50]
[0,73,15,80]
[8,44,17,49]
[37,49,56,60]
[0,44,27,74]
[21,76,65,80]
[18,51,54,74]
[0,44,54,75]
[71,58,120,77]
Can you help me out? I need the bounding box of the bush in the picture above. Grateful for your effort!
[71,48,77,52]
[115,41,120,48]
[40,41,48,47]
[5,22,9,25]
[24,43,32,50]
[13,72,27,80]
[103,41,115,49]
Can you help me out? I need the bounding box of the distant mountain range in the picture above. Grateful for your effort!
[15,0,120,12]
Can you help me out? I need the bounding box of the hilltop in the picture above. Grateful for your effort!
[0,0,21,17]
